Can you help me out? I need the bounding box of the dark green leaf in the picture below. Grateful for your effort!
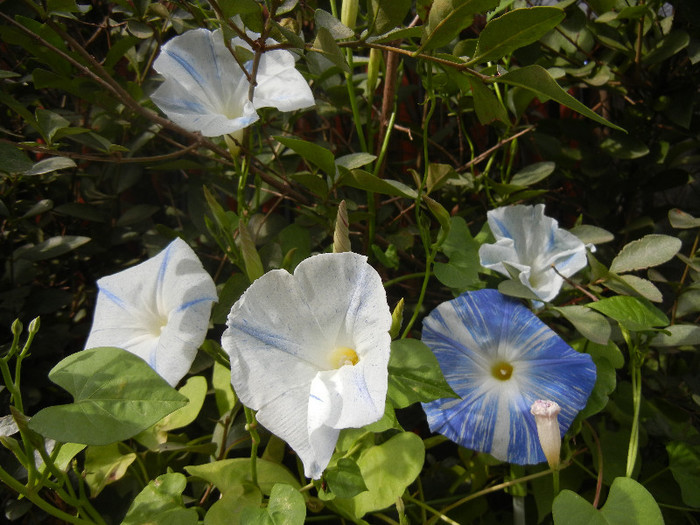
[367,0,411,36]
[472,7,565,64]
[510,161,555,186]
[340,169,417,198]
[600,134,650,159]
[555,305,611,345]
[421,0,499,51]
[275,135,336,176]
[311,27,350,73]
[324,458,368,499]
[468,77,511,125]
[315,9,354,39]
[667,441,700,507]
[497,65,624,130]
[14,235,90,262]
[24,157,77,175]
[0,143,34,174]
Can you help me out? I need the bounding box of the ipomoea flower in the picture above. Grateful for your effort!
[221,252,391,479]
[478,204,589,302]
[421,289,596,465]
[84,238,217,387]
[150,28,314,137]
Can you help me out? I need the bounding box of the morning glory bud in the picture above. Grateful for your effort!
[530,399,562,470]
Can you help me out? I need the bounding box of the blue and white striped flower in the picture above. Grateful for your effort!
[84,238,217,387]
[150,28,314,138]
[479,204,589,302]
[221,252,392,479]
[421,289,596,465]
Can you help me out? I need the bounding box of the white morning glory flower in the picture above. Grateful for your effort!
[421,289,596,465]
[150,28,314,138]
[84,238,217,387]
[478,204,589,302]
[221,252,392,479]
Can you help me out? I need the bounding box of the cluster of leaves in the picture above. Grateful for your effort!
[1,0,699,524]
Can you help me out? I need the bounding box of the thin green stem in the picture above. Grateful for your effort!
[425,468,559,525]
[402,64,437,338]
[552,469,560,495]
[0,466,96,525]
[244,407,260,488]
[404,494,460,525]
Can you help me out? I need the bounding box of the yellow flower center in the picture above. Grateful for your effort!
[329,346,359,369]
[491,360,513,381]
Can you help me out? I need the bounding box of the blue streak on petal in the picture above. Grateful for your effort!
[176,296,216,312]
[309,393,322,402]
[164,48,210,95]
[490,215,512,240]
[99,287,128,310]
[157,243,172,285]
[232,319,303,358]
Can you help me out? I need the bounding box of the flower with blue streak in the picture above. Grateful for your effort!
[150,28,314,138]
[421,289,596,465]
[221,252,391,479]
[84,238,217,387]
[479,204,589,302]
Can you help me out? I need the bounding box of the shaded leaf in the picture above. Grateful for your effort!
[497,65,624,130]
[473,7,565,64]
[421,0,499,51]
[555,305,611,345]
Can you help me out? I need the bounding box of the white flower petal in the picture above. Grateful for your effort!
[151,29,258,137]
[252,50,315,112]
[85,238,217,386]
[222,252,391,479]
[151,78,258,137]
[479,204,589,302]
[151,28,313,136]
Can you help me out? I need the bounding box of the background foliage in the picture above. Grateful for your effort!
[1,0,700,523]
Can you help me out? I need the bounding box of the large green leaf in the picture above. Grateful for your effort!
[553,477,663,525]
[667,441,700,507]
[367,0,411,36]
[555,305,611,345]
[421,0,499,51]
[28,347,188,445]
[331,432,425,518]
[275,135,336,176]
[586,296,668,332]
[472,7,565,64]
[609,234,682,274]
[186,458,302,496]
[339,168,417,198]
[496,65,624,130]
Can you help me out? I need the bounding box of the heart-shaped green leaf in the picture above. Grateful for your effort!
[28,347,187,445]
